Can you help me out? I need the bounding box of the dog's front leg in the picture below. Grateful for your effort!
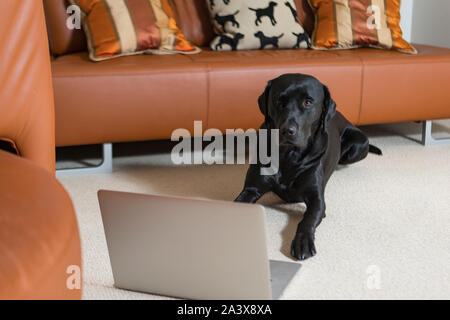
[234,164,273,203]
[235,187,266,203]
[290,190,326,260]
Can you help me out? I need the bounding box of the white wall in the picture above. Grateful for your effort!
[401,0,450,48]
[410,0,450,48]
[400,0,414,42]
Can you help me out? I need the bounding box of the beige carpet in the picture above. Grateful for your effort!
[58,121,450,300]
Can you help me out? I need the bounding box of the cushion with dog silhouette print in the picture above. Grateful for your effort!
[206,0,310,51]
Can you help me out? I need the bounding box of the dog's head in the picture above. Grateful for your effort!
[269,1,278,7]
[254,31,263,37]
[258,74,336,149]
[235,33,245,40]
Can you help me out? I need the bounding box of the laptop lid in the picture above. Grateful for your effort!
[98,190,272,300]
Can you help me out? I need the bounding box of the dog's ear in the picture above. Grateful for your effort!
[258,80,272,118]
[322,85,336,130]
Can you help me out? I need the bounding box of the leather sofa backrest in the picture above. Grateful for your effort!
[43,0,87,56]
[0,1,55,173]
[44,0,314,56]
[295,0,314,36]
[168,0,215,48]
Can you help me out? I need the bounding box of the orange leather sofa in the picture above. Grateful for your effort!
[0,1,81,299]
[44,0,450,148]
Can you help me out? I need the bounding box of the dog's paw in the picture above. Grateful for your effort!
[290,232,316,260]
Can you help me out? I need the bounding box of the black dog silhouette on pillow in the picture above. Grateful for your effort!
[293,32,310,48]
[210,0,231,8]
[249,1,278,26]
[214,10,240,30]
[254,31,284,49]
[285,1,298,22]
[215,33,245,51]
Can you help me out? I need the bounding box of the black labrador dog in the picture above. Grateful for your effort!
[235,74,381,260]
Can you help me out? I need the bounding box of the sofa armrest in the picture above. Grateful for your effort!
[0,150,82,300]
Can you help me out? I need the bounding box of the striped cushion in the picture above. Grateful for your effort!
[308,0,417,54]
[70,0,199,61]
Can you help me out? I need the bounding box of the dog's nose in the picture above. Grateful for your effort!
[281,126,297,136]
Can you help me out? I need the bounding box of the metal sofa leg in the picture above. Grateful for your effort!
[421,121,450,146]
[56,143,113,177]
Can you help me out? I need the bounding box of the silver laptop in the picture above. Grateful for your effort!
[97,190,301,300]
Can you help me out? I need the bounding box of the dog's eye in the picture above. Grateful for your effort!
[276,98,285,107]
[304,99,313,107]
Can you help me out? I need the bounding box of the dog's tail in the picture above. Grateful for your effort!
[249,8,257,11]
[369,144,382,155]
[278,33,284,38]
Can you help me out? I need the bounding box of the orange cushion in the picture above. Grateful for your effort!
[70,0,198,61]
[308,0,417,54]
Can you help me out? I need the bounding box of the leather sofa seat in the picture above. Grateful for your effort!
[52,52,209,146]
[355,45,450,124]
[51,44,450,146]
[187,48,362,131]
[0,151,82,300]
[51,48,363,145]
[44,0,450,147]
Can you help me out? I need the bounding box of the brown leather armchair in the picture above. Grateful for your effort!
[0,0,55,172]
[0,1,81,299]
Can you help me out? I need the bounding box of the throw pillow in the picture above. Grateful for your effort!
[206,0,311,51]
[69,0,199,61]
[307,0,417,54]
